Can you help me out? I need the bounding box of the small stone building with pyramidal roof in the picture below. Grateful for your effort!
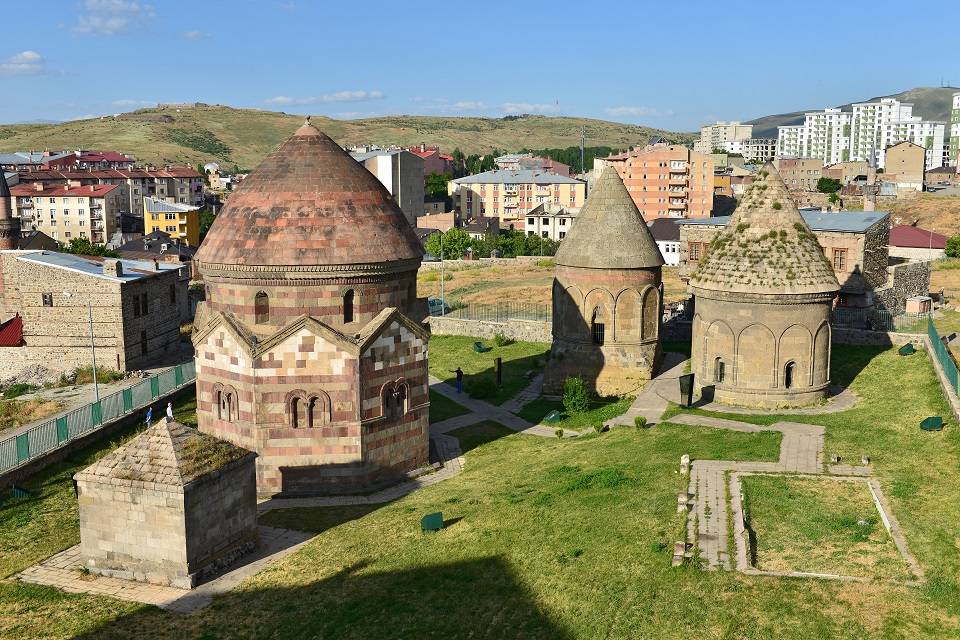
[192,118,430,496]
[75,420,257,589]
[544,167,664,396]
[689,163,840,408]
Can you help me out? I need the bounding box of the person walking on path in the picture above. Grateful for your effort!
[453,367,464,393]
[145,406,153,428]
[166,402,174,422]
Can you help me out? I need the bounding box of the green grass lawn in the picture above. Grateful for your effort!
[742,475,912,581]
[515,396,634,431]
[1,345,960,638]
[428,335,549,405]
[428,390,469,424]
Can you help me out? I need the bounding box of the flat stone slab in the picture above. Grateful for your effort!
[15,525,314,613]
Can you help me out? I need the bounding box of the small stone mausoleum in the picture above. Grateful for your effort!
[688,164,840,408]
[192,119,431,496]
[544,167,664,395]
[75,420,257,589]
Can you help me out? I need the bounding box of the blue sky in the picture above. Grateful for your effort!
[2,0,958,131]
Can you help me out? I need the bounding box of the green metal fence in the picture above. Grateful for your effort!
[929,316,960,396]
[0,362,196,475]
[445,301,552,323]
[832,308,928,333]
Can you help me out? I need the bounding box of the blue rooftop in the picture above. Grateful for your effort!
[679,210,889,233]
[16,251,182,282]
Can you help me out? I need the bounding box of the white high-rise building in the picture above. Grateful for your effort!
[777,97,946,170]
[950,92,960,166]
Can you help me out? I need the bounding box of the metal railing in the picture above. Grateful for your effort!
[831,308,928,334]
[0,360,196,475]
[929,317,959,396]
[436,301,552,323]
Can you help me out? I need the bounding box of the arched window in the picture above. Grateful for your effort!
[225,392,233,422]
[714,357,725,384]
[395,384,408,416]
[784,361,795,389]
[290,396,302,428]
[591,307,605,345]
[215,388,223,420]
[343,289,355,324]
[254,291,269,324]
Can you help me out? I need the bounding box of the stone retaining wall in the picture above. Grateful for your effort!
[427,316,551,343]
[419,256,548,272]
[831,328,925,346]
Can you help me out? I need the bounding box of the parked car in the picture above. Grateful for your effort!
[428,297,451,316]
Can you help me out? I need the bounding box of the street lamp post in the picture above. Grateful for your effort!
[63,292,99,403]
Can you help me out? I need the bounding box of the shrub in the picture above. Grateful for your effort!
[563,376,590,414]
[555,428,564,439]
[634,416,648,428]
[947,236,960,258]
[493,333,515,347]
[466,376,498,399]
[535,259,555,268]
[593,421,609,433]
[772,201,782,210]
[2,383,38,399]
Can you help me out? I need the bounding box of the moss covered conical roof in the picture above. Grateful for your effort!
[689,163,839,295]
[554,167,663,269]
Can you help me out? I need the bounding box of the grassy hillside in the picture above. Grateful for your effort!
[747,86,960,138]
[0,105,694,170]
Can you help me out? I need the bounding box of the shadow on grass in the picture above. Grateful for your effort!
[515,396,632,431]
[259,504,383,534]
[447,421,514,454]
[74,556,573,639]
[829,344,887,389]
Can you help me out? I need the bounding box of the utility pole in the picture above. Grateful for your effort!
[579,126,586,174]
[439,230,444,311]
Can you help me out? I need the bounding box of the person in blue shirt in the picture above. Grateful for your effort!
[146,406,153,428]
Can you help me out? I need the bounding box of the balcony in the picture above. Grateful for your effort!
[17,199,34,208]
[668,201,687,209]
[668,177,688,186]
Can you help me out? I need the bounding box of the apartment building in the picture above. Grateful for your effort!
[725,138,777,162]
[495,153,571,177]
[599,144,713,220]
[693,122,752,154]
[15,167,204,215]
[448,169,585,228]
[350,149,424,224]
[524,204,580,241]
[950,91,960,166]
[778,98,945,170]
[9,182,124,245]
[883,141,925,191]
[773,158,823,191]
[143,196,201,246]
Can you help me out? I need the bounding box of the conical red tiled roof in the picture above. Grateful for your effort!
[195,120,422,268]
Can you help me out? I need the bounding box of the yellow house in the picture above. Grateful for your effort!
[142,196,201,246]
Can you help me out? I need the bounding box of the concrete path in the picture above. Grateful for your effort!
[500,373,543,413]
[612,352,688,428]
[15,525,314,613]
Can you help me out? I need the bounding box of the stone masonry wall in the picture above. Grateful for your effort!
[78,480,190,587]
[428,316,552,343]
[418,256,546,272]
[874,261,931,314]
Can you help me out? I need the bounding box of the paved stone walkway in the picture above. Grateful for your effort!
[606,355,922,579]
[15,525,314,613]
[500,373,543,413]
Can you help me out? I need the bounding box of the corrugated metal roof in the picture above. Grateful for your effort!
[143,196,200,213]
[680,210,888,233]
[452,169,584,185]
[15,251,181,282]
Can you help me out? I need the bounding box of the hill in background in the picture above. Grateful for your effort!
[0,105,693,170]
[747,86,959,138]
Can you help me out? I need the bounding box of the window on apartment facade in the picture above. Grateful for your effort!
[559,219,566,226]
[65,232,72,238]
[559,231,566,239]
[833,248,847,272]
[542,218,549,225]
[165,213,176,220]
[42,293,53,307]
[527,217,534,225]
[689,242,702,261]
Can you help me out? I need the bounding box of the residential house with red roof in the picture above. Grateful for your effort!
[889,224,946,262]
[9,182,125,245]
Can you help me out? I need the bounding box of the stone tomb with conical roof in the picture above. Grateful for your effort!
[689,163,840,408]
[75,420,257,589]
[192,120,430,496]
[543,167,665,395]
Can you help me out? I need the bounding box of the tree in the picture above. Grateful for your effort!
[817,177,842,194]
[424,172,451,199]
[60,237,120,258]
[946,235,960,258]
[424,228,472,260]
[198,209,216,243]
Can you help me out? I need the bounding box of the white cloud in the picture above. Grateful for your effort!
[112,99,154,107]
[73,0,155,35]
[265,90,385,105]
[0,51,47,75]
[502,102,560,115]
[182,30,205,40]
[334,111,381,119]
[419,99,489,114]
[604,106,673,118]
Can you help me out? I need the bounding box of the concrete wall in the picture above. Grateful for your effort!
[428,315,551,343]
[890,247,945,262]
